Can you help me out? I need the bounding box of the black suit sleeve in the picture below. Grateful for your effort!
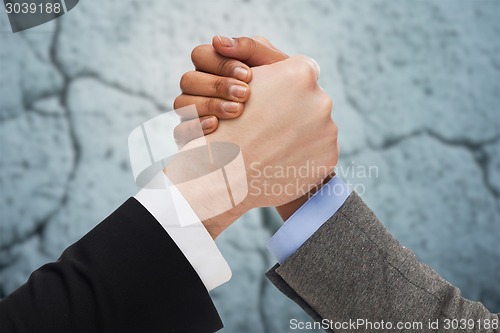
[0,198,223,333]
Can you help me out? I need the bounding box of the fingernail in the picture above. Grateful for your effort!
[222,101,240,113]
[217,36,235,47]
[201,117,214,130]
[233,67,249,81]
[230,85,247,98]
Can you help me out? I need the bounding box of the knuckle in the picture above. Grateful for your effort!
[332,120,338,134]
[320,94,333,115]
[237,37,257,53]
[191,45,209,67]
[330,121,338,138]
[173,123,185,142]
[247,37,258,52]
[291,55,318,86]
[217,58,235,76]
[174,120,200,146]
[180,72,194,90]
[213,77,226,95]
[188,119,202,137]
[322,120,338,146]
[174,135,186,148]
[311,93,333,119]
[173,95,184,110]
[204,98,217,113]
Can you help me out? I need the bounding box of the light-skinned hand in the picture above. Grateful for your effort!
[166,55,338,238]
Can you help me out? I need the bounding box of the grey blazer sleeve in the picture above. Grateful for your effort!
[266,192,499,332]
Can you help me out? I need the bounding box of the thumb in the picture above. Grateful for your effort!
[212,36,289,67]
[252,35,278,50]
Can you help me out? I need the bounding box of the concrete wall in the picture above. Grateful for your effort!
[1,1,499,332]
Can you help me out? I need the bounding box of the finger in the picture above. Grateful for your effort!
[212,36,289,67]
[173,116,218,148]
[179,71,250,102]
[252,36,289,57]
[252,35,279,50]
[191,44,252,83]
[174,95,244,120]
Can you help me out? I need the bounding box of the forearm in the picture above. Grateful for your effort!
[0,198,222,332]
[201,202,249,239]
[268,193,498,331]
[162,144,250,239]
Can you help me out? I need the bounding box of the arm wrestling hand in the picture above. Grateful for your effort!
[175,36,335,221]
[166,55,338,238]
[173,36,288,147]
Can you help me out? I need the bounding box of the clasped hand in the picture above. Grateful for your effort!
[166,36,339,238]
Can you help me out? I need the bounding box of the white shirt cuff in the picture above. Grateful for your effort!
[134,172,231,291]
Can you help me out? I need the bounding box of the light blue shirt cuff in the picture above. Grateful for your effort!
[267,176,351,264]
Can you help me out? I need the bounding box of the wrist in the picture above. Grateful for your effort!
[275,172,335,221]
[276,194,309,221]
[163,140,250,239]
[202,201,250,239]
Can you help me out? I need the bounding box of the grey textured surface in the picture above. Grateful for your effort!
[1,1,499,332]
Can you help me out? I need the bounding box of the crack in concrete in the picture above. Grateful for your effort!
[25,107,64,118]
[345,129,500,198]
[23,91,63,111]
[38,18,82,250]
[2,18,171,254]
[0,33,62,124]
[337,54,499,198]
[426,130,500,198]
[0,19,80,253]
[3,5,499,321]
[373,130,500,198]
[70,71,169,114]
